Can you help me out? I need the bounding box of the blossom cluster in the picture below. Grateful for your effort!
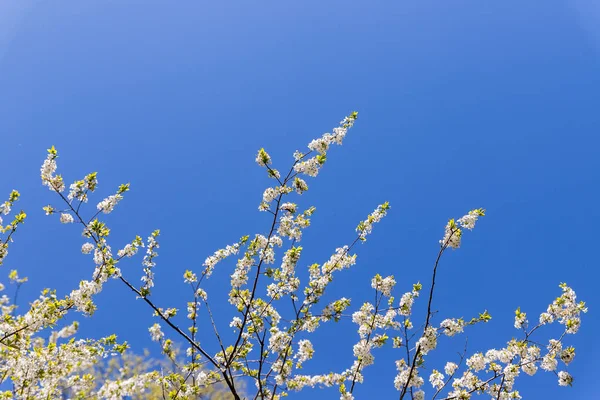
[0,190,25,266]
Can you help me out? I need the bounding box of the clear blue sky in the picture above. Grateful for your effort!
[1,1,598,398]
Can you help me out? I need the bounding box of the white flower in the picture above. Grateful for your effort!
[514,307,527,329]
[117,244,138,258]
[262,187,280,204]
[440,318,464,336]
[457,209,485,230]
[560,347,575,365]
[440,209,484,248]
[140,231,160,295]
[353,339,374,366]
[522,346,540,377]
[293,112,358,177]
[183,270,197,284]
[40,151,61,192]
[294,157,321,177]
[203,242,241,278]
[256,148,271,166]
[196,288,207,301]
[293,177,308,194]
[60,213,74,224]
[230,317,242,329]
[301,316,320,332]
[278,202,294,213]
[399,292,415,316]
[148,323,164,342]
[96,372,159,399]
[466,353,486,372]
[539,312,554,325]
[68,279,102,314]
[429,370,445,389]
[416,326,437,355]
[356,202,389,241]
[0,203,10,216]
[444,362,458,376]
[268,328,291,353]
[558,371,573,386]
[440,219,461,249]
[295,339,314,364]
[541,354,557,371]
[522,361,537,376]
[394,359,424,390]
[97,194,123,214]
[81,243,94,254]
[371,274,395,296]
[544,284,587,334]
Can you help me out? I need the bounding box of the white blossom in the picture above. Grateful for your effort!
[440,318,465,336]
[371,274,395,296]
[97,194,123,214]
[81,242,95,254]
[256,148,271,166]
[416,326,437,355]
[514,307,527,329]
[558,371,573,386]
[60,213,74,224]
[466,352,486,372]
[295,339,314,364]
[356,202,389,241]
[457,209,485,230]
[203,241,241,278]
[148,323,164,341]
[444,362,458,376]
[429,370,445,389]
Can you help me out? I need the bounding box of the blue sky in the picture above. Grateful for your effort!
[1,1,598,398]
